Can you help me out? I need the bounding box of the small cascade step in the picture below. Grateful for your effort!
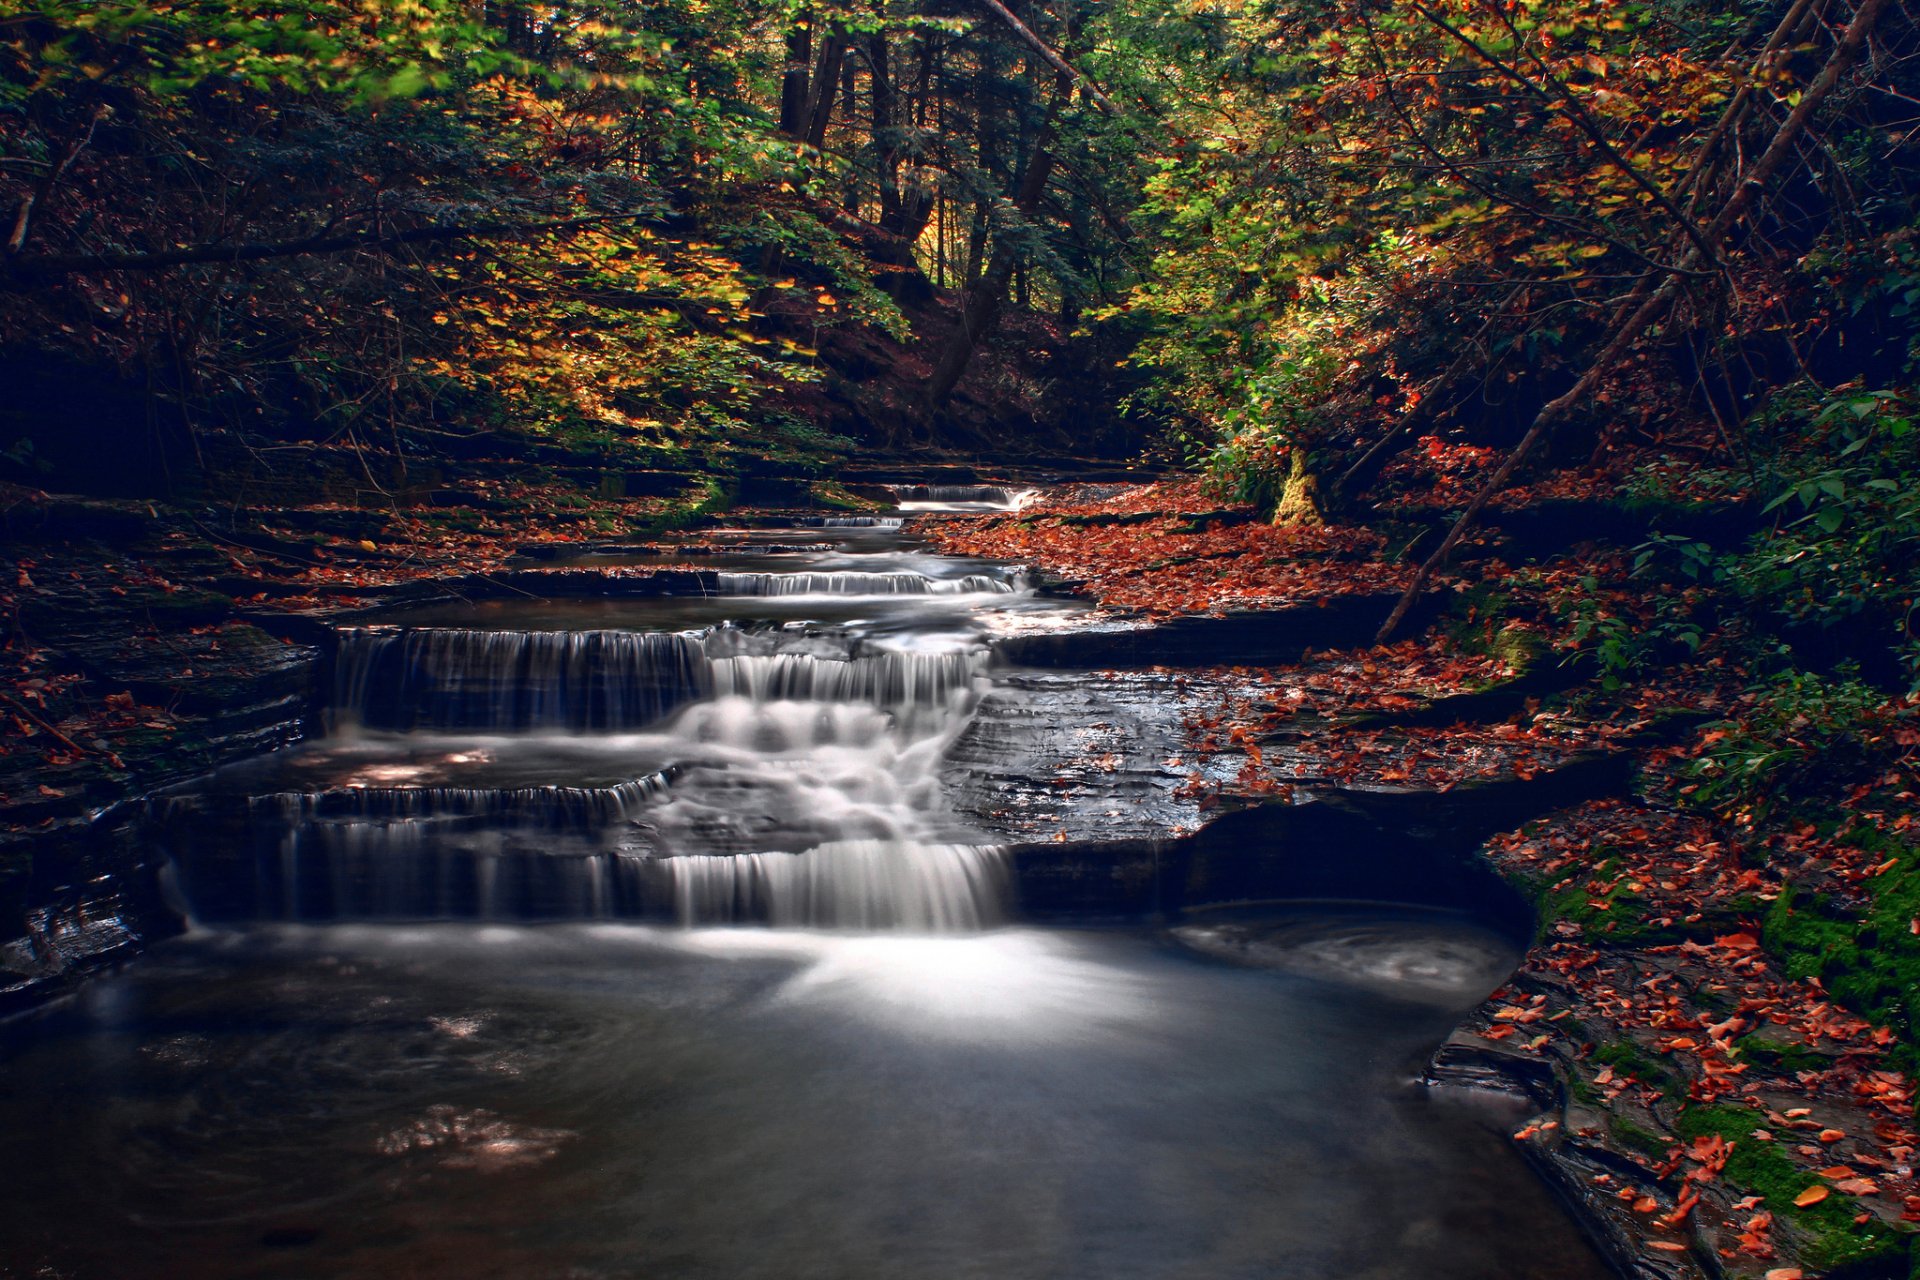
[709,650,980,706]
[336,628,710,731]
[713,571,1019,597]
[801,515,905,529]
[889,483,1037,511]
[662,840,1007,930]
[334,626,987,731]
[162,826,1004,928]
[251,771,672,827]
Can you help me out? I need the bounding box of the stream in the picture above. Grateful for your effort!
[0,487,1614,1280]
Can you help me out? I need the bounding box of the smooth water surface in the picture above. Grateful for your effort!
[0,916,1608,1280]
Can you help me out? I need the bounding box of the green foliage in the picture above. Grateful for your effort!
[1683,670,1906,823]
[0,1,540,107]
[0,0,890,473]
[1562,573,1704,691]
[1725,390,1920,684]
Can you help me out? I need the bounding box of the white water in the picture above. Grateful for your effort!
[665,840,1007,930]
[712,570,1021,596]
[891,483,1040,513]
[177,520,1034,929]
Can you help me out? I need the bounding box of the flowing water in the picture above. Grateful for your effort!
[0,485,1612,1280]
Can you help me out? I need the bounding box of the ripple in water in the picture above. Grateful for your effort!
[1169,906,1522,1009]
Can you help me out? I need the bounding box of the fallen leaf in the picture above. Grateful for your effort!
[1794,1186,1830,1207]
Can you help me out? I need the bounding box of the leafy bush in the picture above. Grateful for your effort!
[1683,670,1908,823]
[1728,389,1920,685]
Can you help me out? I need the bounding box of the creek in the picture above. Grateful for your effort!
[0,487,1614,1279]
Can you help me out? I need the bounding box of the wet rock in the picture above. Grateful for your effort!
[943,670,1217,845]
[995,592,1447,669]
[0,822,171,1016]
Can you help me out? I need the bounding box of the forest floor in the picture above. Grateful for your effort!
[926,480,1920,1280]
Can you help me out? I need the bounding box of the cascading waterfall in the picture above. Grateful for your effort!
[255,772,673,827]
[890,484,1038,510]
[712,571,1019,596]
[164,522,1038,929]
[805,515,905,528]
[334,628,712,732]
[707,650,979,707]
[334,626,988,732]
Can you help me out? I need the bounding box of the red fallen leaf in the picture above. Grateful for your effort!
[1819,1165,1858,1179]
[1835,1178,1880,1195]
[1794,1186,1830,1207]
[1631,1195,1659,1213]
[1765,1270,1804,1280]
[1715,931,1762,951]
[36,784,63,798]
[1647,1241,1688,1253]
[1818,1128,1846,1143]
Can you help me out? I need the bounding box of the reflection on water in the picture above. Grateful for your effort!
[0,920,1610,1280]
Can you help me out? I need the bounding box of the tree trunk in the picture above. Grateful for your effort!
[780,19,813,136]
[1272,450,1325,527]
[927,82,1065,407]
[801,34,846,151]
[870,32,902,230]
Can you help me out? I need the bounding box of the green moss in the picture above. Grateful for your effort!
[1608,1114,1670,1160]
[1763,846,1920,1071]
[1676,1106,1914,1273]
[1445,585,1545,669]
[1735,1033,1835,1076]
[631,478,735,534]
[808,480,882,512]
[1519,855,1693,946]
[1591,1038,1685,1099]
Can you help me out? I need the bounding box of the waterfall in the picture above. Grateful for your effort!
[334,628,988,730]
[660,841,1007,931]
[804,515,905,529]
[708,651,980,707]
[335,628,712,732]
[251,771,672,828]
[890,484,1037,509]
[713,571,1018,597]
[168,500,1032,932]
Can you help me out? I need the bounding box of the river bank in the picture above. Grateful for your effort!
[926,481,1920,1280]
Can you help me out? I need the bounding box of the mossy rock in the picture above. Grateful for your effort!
[1676,1105,1915,1275]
